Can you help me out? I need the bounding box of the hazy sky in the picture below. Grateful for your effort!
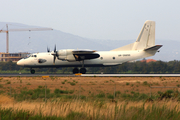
[0,0,180,40]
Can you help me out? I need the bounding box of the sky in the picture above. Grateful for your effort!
[0,0,180,41]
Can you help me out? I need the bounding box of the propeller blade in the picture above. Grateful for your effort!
[53,56,56,64]
[47,47,50,52]
[54,45,56,52]
[52,44,57,64]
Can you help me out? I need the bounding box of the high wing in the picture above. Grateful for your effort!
[72,49,100,61]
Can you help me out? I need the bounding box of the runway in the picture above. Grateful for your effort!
[0,73,180,77]
[0,73,75,77]
[81,74,180,77]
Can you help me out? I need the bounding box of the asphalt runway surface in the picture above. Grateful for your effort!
[0,73,180,77]
[0,73,75,77]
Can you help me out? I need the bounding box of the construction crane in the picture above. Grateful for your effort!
[0,24,53,53]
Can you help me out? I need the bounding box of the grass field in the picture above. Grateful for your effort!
[0,76,180,119]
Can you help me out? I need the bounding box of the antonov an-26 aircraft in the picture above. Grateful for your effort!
[17,20,162,74]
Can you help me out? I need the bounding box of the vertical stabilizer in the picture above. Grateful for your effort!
[132,20,155,50]
[111,20,155,51]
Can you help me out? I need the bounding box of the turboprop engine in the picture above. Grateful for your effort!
[50,45,100,63]
[57,49,76,62]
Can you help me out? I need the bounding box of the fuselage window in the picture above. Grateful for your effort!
[100,57,103,60]
[113,57,115,59]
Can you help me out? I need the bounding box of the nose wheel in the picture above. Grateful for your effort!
[30,69,35,74]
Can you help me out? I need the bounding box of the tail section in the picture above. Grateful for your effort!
[111,20,156,51]
[133,20,155,50]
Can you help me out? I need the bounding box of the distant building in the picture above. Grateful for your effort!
[141,59,157,63]
[0,52,29,62]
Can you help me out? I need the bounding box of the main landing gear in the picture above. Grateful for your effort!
[73,67,86,74]
[73,60,86,74]
[30,69,35,74]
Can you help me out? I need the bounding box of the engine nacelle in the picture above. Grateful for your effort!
[57,49,76,61]
[66,55,76,61]
[57,56,66,60]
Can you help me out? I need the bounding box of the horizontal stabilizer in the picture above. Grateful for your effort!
[144,45,162,51]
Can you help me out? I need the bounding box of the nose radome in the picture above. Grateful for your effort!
[17,60,24,66]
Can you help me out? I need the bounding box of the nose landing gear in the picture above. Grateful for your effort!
[30,69,35,74]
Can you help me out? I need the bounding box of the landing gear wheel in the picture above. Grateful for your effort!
[30,69,35,74]
[80,68,86,74]
[73,68,79,74]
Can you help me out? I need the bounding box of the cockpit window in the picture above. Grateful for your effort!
[31,55,37,57]
[24,54,37,59]
[24,54,31,59]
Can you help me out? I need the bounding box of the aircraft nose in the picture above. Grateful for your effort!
[17,59,24,66]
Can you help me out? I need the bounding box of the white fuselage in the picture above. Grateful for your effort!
[17,50,151,68]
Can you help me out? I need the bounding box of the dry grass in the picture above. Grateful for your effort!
[0,94,14,104]
[1,76,180,118]
[0,76,180,96]
[1,94,180,118]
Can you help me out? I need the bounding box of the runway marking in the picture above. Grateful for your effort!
[81,74,180,77]
[42,76,49,79]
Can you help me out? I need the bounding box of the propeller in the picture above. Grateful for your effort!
[51,45,58,64]
[47,46,50,52]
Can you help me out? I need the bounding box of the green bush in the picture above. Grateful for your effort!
[80,95,86,100]
[54,89,71,94]
[96,93,105,98]
[69,90,74,94]
[143,81,148,86]
[27,83,31,85]
[107,94,114,99]
[0,90,4,94]
[6,81,11,84]
[38,86,43,88]
[70,82,76,86]
[115,91,121,95]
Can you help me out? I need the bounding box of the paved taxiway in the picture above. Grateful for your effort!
[0,74,180,77]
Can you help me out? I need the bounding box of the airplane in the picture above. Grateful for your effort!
[17,20,162,74]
